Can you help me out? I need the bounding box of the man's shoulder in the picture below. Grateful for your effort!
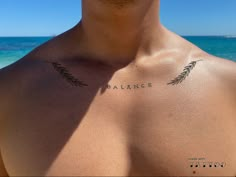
[204,55,236,89]
[0,57,41,83]
[0,62,19,121]
[0,30,82,118]
[26,29,76,62]
[0,30,70,86]
[172,35,236,89]
[188,44,236,86]
[0,57,49,120]
[199,54,236,106]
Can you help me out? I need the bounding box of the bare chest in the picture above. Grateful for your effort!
[1,85,236,176]
[128,103,236,176]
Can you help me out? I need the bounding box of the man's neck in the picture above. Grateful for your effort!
[76,0,165,66]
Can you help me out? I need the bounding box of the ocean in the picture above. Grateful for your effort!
[0,36,236,69]
[0,37,51,69]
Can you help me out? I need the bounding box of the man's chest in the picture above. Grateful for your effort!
[128,107,236,176]
[1,86,236,176]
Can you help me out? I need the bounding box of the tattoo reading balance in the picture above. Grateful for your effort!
[46,60,203,88]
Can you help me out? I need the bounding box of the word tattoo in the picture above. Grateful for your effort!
[167,59,203,85]
[46,61,88,87]
[103,83,152,90]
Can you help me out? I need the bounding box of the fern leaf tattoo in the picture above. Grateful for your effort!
[46,61,88,87]
[167,59,203,85]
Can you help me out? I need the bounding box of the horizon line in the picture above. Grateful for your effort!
[0,34,236,37]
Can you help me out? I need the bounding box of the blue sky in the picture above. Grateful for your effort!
[0,0,236,36]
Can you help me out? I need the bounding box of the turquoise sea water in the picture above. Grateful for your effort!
[0,36,236,69]
[0,37,51,69]
[184,36,236,62]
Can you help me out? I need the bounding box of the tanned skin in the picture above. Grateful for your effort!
[0,0,236,176]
